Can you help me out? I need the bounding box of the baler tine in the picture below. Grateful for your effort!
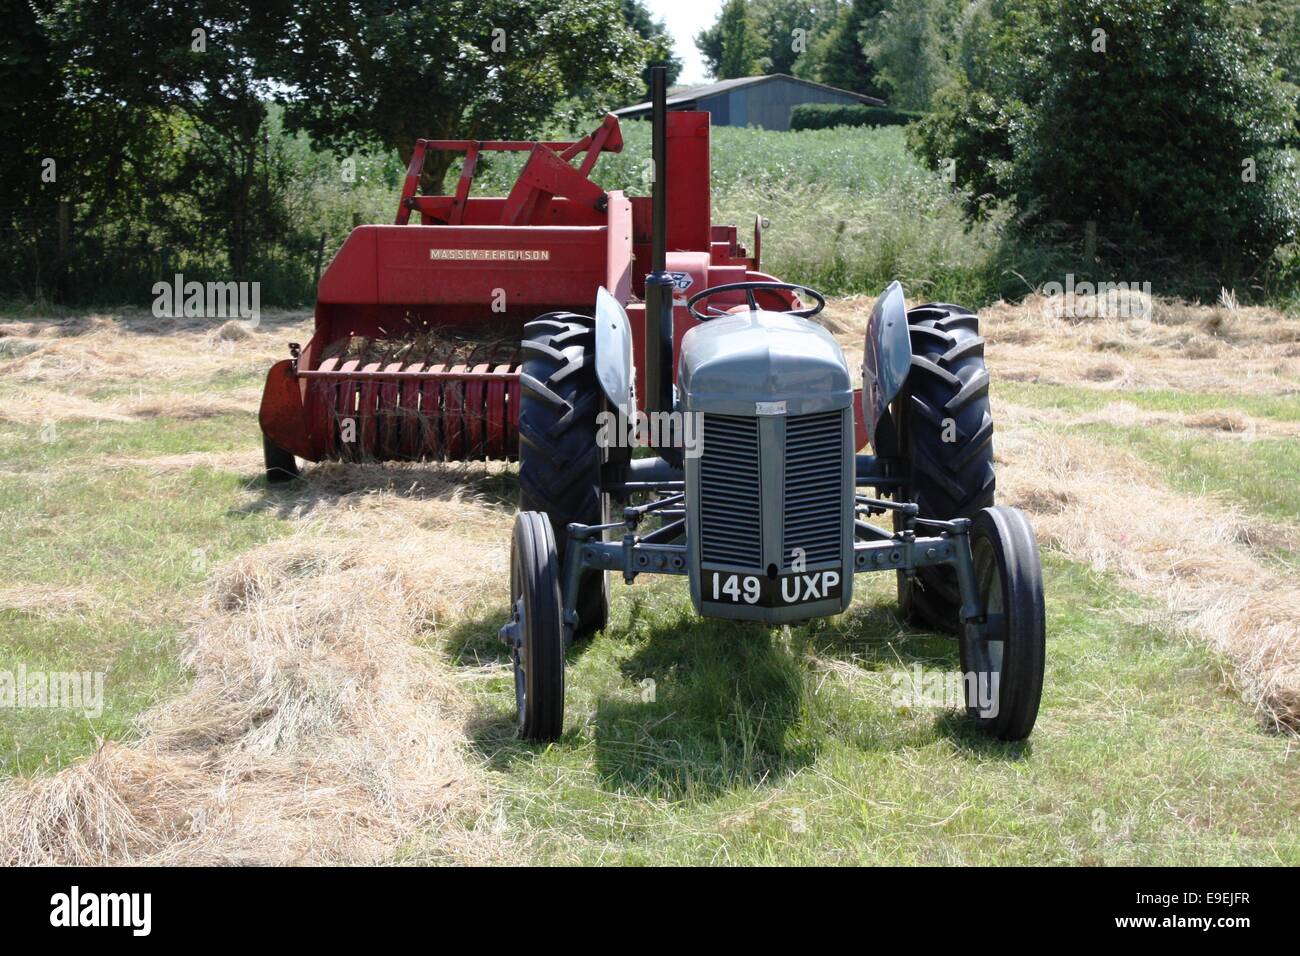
[257,91,781,480]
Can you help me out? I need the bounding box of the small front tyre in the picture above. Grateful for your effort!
[503,511,566,742]
[959,506,1045,741]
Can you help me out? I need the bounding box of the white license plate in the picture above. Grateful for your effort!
[705,569,842,607]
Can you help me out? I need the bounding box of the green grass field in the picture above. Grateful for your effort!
[401,371,1300,865]
[3,299,1299,863]
[2,115,1300,863]
[424,554,1298,865]
[0,415,289,777]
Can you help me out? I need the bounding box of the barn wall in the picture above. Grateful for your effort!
[697,78,864,131]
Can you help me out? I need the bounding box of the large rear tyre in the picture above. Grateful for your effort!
[263,435,300,483]
[894,303,995,631]
[506,512,566,742]
[959,507,1045,741]
[518,313,609,639]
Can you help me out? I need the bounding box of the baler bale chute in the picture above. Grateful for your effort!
[257,101,789,477]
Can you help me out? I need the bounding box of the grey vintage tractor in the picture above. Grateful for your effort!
[498,70,1045,743]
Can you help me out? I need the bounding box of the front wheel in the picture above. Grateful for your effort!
[503,511,566,742]
[958,507,1045,741]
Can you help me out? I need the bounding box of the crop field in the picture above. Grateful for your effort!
[1,283,1297,865]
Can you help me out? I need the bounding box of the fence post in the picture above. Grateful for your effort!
[313,231,327,288]
[57,200,70,260]
[56,200,72,299]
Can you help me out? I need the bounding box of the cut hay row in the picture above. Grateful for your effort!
[997,426,1300,729]
[828,292,1300,395]
[998,399,1300,441]
[826,292,1300,729]
[0,310,303,388]
[3,291,1296,867]
[0,470,515,865]
[0,585,103,620]
[0,388,261,426]
[982,294,1300,395]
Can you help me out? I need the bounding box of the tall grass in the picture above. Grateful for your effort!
[469,124,1011,305]
[469,122,1300,311]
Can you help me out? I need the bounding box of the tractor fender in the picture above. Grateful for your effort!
[862,280,911,448]
[594,286,634,412]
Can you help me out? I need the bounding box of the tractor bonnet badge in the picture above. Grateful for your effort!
[755,401,787,415]
[668,272,693,291]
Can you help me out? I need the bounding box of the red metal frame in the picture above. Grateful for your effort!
[260,111,790,465]
[396,114,624,226]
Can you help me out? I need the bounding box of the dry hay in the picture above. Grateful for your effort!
[126,390,260,420]
[0,585,102,620]
[821,293,1300,396]
[0,309,308,387]
[820,294,1300,727]
[997,425,1300,730]
[106,450,263,475]
[998,399,1300,442]
[978,295,1300,395]
[319,330,520,369]
[0,473,515,865]
[0,390,136,426]
[0,388,259,426]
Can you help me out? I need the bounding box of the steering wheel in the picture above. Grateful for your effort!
[686,281,826,322]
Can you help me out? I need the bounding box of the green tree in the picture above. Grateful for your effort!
[1232,0,1300,88]
[861,0,958,110]
[42,0,285,279]
[270,0,647,193]
[1019,0,1297,272]
[698,0,768,78]
[749,0,837,76]
[817,0,886,96]
[622,0,683,91]
[912,0,1300,278]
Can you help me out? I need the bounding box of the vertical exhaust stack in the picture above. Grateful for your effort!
[644,64,674,414]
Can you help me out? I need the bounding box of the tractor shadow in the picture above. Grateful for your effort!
[585,611,814,799]
[459,603,820,800]
[234,460,520,520]
[458,584,1024,802]
[801,597,1033,759]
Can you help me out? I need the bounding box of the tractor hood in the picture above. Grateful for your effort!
[678,310,852,416]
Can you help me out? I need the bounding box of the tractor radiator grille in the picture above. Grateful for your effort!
[782,411,845,569]
[699,414,762,567]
